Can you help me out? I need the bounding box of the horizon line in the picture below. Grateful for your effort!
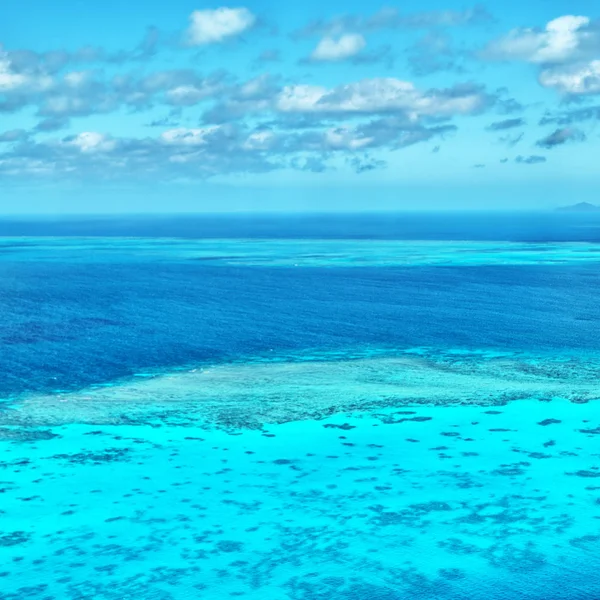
[0,207,581,219]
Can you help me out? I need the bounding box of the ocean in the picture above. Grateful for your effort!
[1,212,600,599]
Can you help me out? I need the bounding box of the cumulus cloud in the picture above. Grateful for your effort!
[0,113,460,180]
[0,51,53,95]
[310,34,366,62]
[2,27,162,79]
[515,155,547,164]
[539,60,600,95]
[160,126,223,146]
[0,55,109,116]
[202,74,279,122]
[201,77,493,124]
[164,77,227,106]
[135,69,230,98]
[487,118,525,131]
[482,16,600,97]
[0,58,234,118]
[482,15,596,64]
[62,132,117,153]
[346,156,387,173]
[536,127,586,148]
[185,8,256,45]
[539,105,600,125]
[0,65,490,146]
[0,126,278,179]
[354,117,457,149]
[275,79,493,118]
[323,126,373,150]
[0,7,510,182]
[242,130,278,151]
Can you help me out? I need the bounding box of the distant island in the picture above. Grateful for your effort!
[556,202,600,212]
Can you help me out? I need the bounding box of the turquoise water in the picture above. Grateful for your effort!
[4,237,600,266]
[1,393,600,599]
[2,223,600,598]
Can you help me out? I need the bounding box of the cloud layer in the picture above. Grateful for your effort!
[5,5,600,182]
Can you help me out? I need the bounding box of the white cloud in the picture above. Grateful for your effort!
[63,71,93,88]
[160,127,220,146]
[482,15,600,96]
[483,15,593,64]
[275,78,489,118]
[539,60,600,94]
[275,84,327,113]
[237,74,275,99]
[186,7,256,45]
[324,127,373,150]
[242,130,277,150]
[0,56,28,91]
[0,51,53,92]
[63,132,116,153]
[0,116,456,180]
[310,34,366,61]
[165,83,223,105]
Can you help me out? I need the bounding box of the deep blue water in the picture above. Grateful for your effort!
[2,260,600,398]
[2,213,600,599]
[2,211,600,398]
[3,211,600,240]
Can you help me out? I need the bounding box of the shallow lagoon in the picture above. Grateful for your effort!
[1,394,600,599]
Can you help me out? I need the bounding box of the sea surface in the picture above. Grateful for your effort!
[1,212,600,599]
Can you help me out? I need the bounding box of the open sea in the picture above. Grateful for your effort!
[1,212,600,599]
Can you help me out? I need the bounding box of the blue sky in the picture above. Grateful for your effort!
[1,0,600,212]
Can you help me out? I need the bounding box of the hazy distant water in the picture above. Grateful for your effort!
[1,213,600,599]
[4,210,600,240]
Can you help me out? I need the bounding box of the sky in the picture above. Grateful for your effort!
[1,0,600,213]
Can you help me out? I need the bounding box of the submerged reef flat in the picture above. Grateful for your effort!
[2,348,600,430]
[1,399,600,599]
[4,237,600,267]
